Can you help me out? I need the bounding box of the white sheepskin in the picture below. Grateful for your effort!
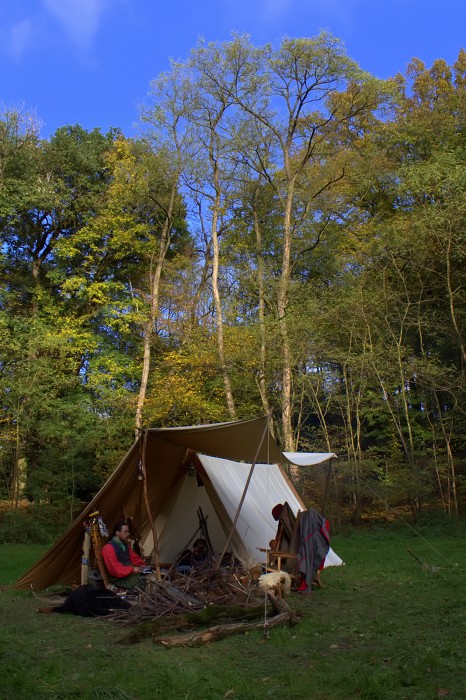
[258,570,291,597]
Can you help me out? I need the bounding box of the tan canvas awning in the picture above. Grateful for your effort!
[14,416,337,590]
[147,416,284,464]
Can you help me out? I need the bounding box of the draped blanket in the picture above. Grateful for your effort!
[297,509,330,588]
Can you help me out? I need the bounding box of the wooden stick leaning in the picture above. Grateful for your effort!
[81,528,91,585]
[407,548,429,570]
[141,428,162,581]
[89,513,110,588]
[216,415,270,569]
[197,507,215,562]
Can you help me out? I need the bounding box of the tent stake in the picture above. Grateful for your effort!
[142,429,162,581]
[216,416,270,569]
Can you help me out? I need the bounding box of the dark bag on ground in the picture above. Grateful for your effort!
[53,585,130,617]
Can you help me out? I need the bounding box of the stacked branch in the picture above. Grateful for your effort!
[112,566,254,626]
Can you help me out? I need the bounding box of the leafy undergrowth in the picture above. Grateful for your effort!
[1,526,465,700]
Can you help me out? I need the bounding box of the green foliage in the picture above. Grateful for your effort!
[0,506,70,544]
[1,44,466,520]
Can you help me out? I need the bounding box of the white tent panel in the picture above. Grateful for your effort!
[199,455,304,567]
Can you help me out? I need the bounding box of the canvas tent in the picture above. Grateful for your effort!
[14,417,337,590]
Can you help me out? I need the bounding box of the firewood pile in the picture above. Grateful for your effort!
[111,565,258,625]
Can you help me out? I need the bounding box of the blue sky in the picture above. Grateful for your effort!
[1,0,464,139]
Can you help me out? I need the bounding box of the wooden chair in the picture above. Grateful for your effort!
[259,505,301,578]
[259,507,324,588]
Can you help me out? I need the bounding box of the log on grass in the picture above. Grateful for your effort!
[118,604,267,645]
[267,592,298,617]
[154,610,298,648]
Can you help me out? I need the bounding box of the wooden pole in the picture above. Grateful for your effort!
[81,528,91,585]
[216,415,270,569]
[89,513,110,588]
[141,428,162,581]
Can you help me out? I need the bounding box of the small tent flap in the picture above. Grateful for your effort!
[283,452,337,466]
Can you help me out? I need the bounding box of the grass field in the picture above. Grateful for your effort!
[0,524,465,700]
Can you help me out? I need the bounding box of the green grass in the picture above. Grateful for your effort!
[1,525,465,700]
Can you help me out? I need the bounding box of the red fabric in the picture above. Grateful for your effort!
[271,504,284,521]
[101,542,145,579]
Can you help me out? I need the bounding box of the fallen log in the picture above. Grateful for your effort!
[118,604,267,645]
[154,598,299,647]
[267,592,295,615]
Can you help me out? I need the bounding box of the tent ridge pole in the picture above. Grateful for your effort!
[215,415,271,569]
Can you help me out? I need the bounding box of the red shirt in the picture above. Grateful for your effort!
[102,540,146,579]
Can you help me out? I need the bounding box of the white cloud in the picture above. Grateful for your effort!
[260,0,293,20]
[41,0,109,51]
[225,0,363,28]
[7,19,34,59]
[314,0,360,23]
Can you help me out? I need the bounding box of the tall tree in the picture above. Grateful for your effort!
[226,33,389,449]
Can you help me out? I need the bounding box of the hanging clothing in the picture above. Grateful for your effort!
[296,509,330,589]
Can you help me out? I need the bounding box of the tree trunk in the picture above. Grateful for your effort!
[252,188,273,429]
[445,230,466,365]
[210,144,236,419]
[134,198,175,436]
[279,191,294,451]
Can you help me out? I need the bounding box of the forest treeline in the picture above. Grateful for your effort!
[1,33,465,529]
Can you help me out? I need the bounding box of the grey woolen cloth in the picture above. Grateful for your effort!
[297,509,330,588]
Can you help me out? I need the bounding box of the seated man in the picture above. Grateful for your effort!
[175,538,211,575]
[191,537,211,569]
[102,521,148,591]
